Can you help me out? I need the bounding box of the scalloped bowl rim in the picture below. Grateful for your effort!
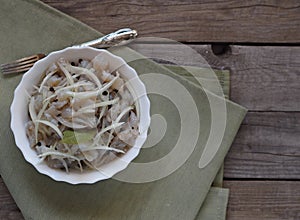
[10,47,150,184]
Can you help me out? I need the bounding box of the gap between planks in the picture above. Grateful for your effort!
[128,43,300,111]
[1,177,299,220]
[41,0,300,43]
[224,111,300,179]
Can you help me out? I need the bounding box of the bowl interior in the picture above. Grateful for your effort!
[10,47,150,184]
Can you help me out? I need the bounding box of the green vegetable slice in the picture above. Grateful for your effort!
[61,130,96,144]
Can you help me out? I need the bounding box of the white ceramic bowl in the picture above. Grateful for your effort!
[10,47,150,184]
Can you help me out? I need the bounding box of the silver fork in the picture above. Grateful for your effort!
[1,28,137,75]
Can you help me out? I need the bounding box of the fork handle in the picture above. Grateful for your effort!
[75,28,138,48]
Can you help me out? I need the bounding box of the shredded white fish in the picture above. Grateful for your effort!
[115,106,133,123]
[38,69,57,93]
[81,145,125,154]
[34,119,63,139]
[26,56,139,172]
[78,98,119,113]
[57,61,74,86]
[94,122,124,144]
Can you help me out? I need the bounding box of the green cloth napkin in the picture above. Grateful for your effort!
[0,0,247,219]
[163,64,229,188]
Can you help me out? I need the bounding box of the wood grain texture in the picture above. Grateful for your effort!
[128,43,300,178]
[224,112,300,179]
[0,178,22,220]
[2,40,299,220]
[41,0,300,43]
[224,180,300,220]
[0,1,298,219]
[198,45,300,112]
[1,178,300,220]
[129,43,300,111]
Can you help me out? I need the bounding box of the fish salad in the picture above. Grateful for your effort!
[25,54,139,172]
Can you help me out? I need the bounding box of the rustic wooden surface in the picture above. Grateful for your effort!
[41,0,300,43]
[129,43,300,111]
[1,0,299,219]
[224,181,300,220]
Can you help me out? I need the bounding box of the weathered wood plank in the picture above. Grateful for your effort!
[1,178,299,220]
[129,43,300,111]
[224,180,300,220]
[1,114,298,217]
[0,178,23,220]
[127,43,300,178]
[41,0,300,43]
[224,112,300,179]
[205,45,300,112]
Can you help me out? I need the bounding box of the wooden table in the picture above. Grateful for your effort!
[1,1,299,219]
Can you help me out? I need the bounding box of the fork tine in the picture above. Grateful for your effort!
[1,54,45,75]
[1,64,35,75]
[1,54,38,67]
[1,54,45,67]
[1,62,36,75]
